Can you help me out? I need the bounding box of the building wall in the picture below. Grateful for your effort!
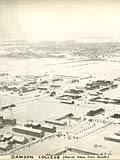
[12,127,45,138]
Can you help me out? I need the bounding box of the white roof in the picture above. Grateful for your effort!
[41,123,54,129]
[12,136,26,142]
[8,85,17,88]
[25,121,40,126]
[3,134,12,139]
[26,121,32,125]
[105,134,120,140]
[46,119,65,125]
[13,126,42,134]
[32,122,40,126]
[0,142,9,149]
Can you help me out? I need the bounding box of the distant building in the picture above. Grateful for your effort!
[99,86,110,92]
[1,104,16,110]
[71,79,79,83]
[24,120,34,127]
[37,87,47,91]
[3,85,18,92]
[50,84,61,88]
[96,80,113,86]
[22,87,36,93]
[86,80,113,90]
[41,80,48,85]
[64,89,84,94]
[111,114,120,119]
[60,99,74,104]
[86,83,99,90]
[52,78,62,82]
[45,119,67,126]
[104,135,120,143]
[63,93,82,99]
[50,91,56,97]
[111,84,118,89]
[87,108,105,116]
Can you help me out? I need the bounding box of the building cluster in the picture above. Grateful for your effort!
[86,80,113,90]
[90,97,120,105]
[1,72,120,155]
[24,121,56,133]
[0,133,28,151]
[1,71,119,109]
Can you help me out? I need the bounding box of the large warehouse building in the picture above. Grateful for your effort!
[12,126,45,138]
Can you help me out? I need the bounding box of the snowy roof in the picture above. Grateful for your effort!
[12,136,26,142]
[32,122,40,126]
[0,142,9,149]
[105,134,120,140]
[41,123,55,129]
[3,134,12,139]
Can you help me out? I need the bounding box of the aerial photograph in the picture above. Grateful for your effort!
[0,0,120,159]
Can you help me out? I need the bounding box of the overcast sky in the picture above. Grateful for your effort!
[0,0,120,41]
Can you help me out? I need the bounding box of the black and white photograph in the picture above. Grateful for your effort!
[0,0,120,159]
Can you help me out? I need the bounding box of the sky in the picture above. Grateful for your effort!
[0,0,120,41]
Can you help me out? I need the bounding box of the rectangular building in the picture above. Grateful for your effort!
[11,136,28,144]
[104,135,120,143]
[40,124,56,133]
[12,126,45,138]
[45,119,67,126]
